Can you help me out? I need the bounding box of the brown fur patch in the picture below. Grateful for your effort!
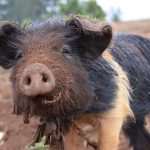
[144,113,150,135]
[102,50,113,61]
[102,50,133,119]
[65,124,78,150]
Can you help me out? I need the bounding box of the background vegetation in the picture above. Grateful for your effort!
[0,0,119,23]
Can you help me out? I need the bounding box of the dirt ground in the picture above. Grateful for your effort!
[112,19,150,38]
[0,69,39,150]
[0,19,150,150]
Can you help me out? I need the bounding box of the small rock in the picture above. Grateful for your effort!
[0,131,5,141]
[0,131,8,144]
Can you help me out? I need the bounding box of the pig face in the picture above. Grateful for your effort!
[0,16,112,121]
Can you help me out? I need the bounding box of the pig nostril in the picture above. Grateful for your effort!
[42,73,49,83]
[24,76,31,86]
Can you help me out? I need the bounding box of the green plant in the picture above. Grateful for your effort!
[26,136,49,150]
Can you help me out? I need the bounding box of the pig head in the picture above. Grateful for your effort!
[0,16,112,123]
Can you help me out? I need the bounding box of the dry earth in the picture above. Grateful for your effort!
[112,19,150,38]
[0,19,150,150]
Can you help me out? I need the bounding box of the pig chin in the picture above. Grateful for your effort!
[29,91,65,117]
[25,88,92,119]
[24,92,77,119]
[33,91,62,105]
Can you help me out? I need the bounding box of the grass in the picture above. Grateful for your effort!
[26,136,49,150]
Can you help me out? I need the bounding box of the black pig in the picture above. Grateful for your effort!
[0,16,135,150]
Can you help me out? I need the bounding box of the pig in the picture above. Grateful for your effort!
[0,16,135,150]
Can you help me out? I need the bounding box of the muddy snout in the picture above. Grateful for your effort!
[20,63,55,96]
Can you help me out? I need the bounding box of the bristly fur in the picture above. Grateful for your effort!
[111,34,150,150]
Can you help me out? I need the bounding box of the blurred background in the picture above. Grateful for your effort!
[0,0,150,150]
[0,0,150,22]
[0,0,150,37]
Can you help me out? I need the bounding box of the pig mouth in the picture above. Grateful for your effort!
[35,92,61,104]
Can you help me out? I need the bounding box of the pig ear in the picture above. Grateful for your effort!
[66,16,112,59]
[0,21,23,69]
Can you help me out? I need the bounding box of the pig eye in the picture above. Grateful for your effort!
[61,47,71,54]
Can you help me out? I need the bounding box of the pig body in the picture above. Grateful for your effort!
[111,34,150,150]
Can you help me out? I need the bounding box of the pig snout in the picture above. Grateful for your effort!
[19,63,55,96]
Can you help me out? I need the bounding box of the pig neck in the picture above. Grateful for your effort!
[81,54,118,114]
